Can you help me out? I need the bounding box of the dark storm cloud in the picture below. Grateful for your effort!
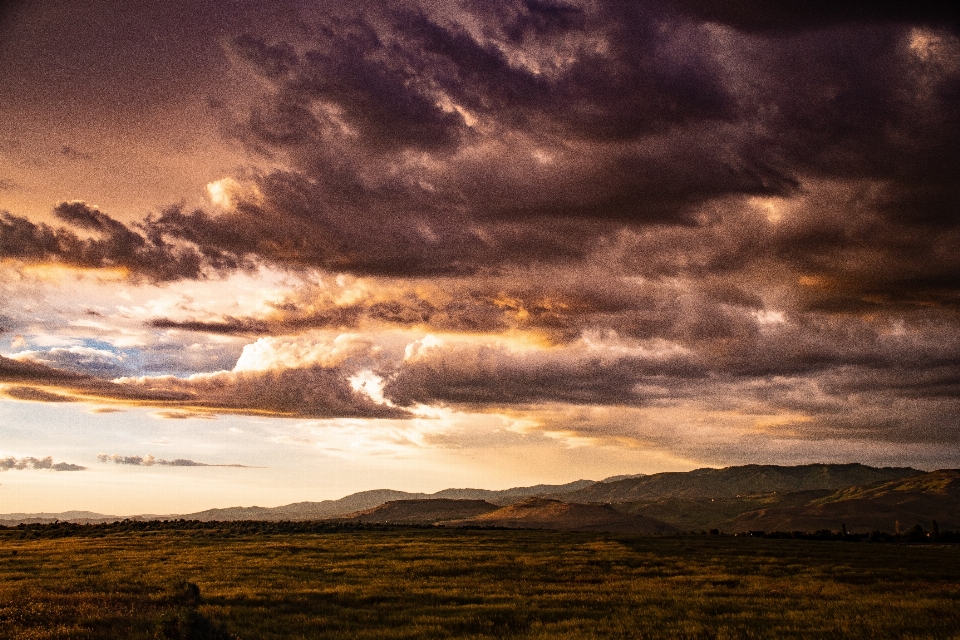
[381,334,705,407]
[0,353,196,405]
[148,316,271,335]
[383,352,647,406]
[672,0,960,33]
[1,352,407,419]
[146,284,513,335]
[142,0,784,275]
[0,353,89,384]
[118,367,408,419]
[372,298,960,448]
[143,272,756,340]
[0,202,247,281]
[120,0,958,305]
[0,0,958,456]
[4,0,956,296]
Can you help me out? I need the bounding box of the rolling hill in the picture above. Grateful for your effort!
[557,463,921,504]
[445,497,678,534]
[2,464,946,534]
[0,481,596,524]
[722,469,960,533]
[339,499,499,524]
[610,489,834,532]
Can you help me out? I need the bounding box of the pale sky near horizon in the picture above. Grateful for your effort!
[1,0,959,514]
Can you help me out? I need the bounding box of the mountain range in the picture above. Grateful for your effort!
[4,464,956,534]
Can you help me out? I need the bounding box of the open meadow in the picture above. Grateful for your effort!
[2,524,959,639]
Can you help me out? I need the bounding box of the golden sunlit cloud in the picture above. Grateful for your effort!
[206,177,263,209]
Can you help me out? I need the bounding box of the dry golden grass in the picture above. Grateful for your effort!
[2,526,959,638]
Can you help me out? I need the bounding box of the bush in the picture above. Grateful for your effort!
[156,580,235,640]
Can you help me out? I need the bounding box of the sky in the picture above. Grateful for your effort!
[0,0,958,515]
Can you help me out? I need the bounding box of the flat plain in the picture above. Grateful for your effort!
[2,526,959,639]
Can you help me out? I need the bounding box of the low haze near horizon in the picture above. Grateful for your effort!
[1,0,958,514]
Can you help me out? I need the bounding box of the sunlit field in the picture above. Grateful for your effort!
[2,524,959,639]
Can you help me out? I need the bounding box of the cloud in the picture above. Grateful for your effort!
[150,410,215,420]
[0,334,408,419]
[671,0,960,33]
[0,456,85,471]
[3,3,958,304]
[0,201,248,282]
[143,2,756,275]
[99,0,953,342]
[51,461,85,471]
[382,332,698,407]
[148,316,270,335]
[0,353,89,384]
[3,386,73,402]
[59,145,93,161]
[0,0,959,466]
[117,365,408,419]
[11,345,137,378]
[96,453,255,468]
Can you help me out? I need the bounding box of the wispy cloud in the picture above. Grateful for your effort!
[1,456,85,471]
[96,453,258,468]
[150,410,216,420]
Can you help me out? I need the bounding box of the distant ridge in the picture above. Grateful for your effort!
[0,511,132,526]
[557,463,921,504]
[601,473,646,483]
[428,480,595,505]
[0,480,596,524]
[179,489,423,522]
[0,464,930,527]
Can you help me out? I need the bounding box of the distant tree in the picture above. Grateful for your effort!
[908,524,926,542]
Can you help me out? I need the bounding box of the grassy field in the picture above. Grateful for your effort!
[2,526,959,639]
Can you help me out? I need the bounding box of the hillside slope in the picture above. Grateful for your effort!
[724,469,960,533]
[612,490,833,532]
[447,498,678,534]
[429,480,595,505]
[340,499,499,524]
[179,490,427,522]
[559,464,921,504]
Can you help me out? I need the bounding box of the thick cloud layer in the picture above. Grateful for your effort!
[123,0,959,286]
[0,0,958,468]
[1,349,408,420]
